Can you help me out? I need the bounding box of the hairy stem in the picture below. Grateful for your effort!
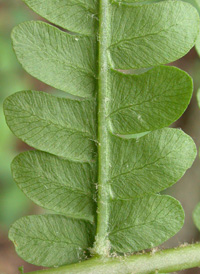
[26,243,200,274]
[94,0,110,256]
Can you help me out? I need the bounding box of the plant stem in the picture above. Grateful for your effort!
[94,0,110,256]
[26,243,200,274]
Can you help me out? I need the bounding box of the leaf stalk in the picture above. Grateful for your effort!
[26,243,200,274]
[94,0,110,256]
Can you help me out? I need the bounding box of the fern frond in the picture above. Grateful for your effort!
[4,0,199,268]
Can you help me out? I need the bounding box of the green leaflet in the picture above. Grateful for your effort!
[22,0,98,35]
[3,91,97,162]
[11,2,199,97]
[4,0,199,269]
[108,67,193,134]
[108,195,184,253]
[109,1,199,69]
[193,203,200,231]
[183,0,200,54]
[108,128,196,199]
[183,0,200,12]
[11,21,97,97]
[194,0,200,55]
[8,215,95,267]
[11,151,96,222]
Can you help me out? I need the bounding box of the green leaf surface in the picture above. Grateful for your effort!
[5,0,199,267]
[22,0,98,35]
[108,128,196,199]
[183,0,200,54]
[11,21,97,97]
[109,1,199,69]
[9,215,95,267]
[108,66,193,134]
[183,0,200,12]
[193,202,200,231]
[108,195,184,253]
[3,90,97,162]
[11,151,96,222]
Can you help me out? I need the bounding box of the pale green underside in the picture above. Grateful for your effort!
[22,0,99,35]
[4,91,97,162]
[11,151,97,222]
[5,0,199,268]
[11,22,98,97]
[109,2,199,69]
[108,66,193,134]
[183,0,200,54]
[109,195,184,253]
[8,215,95,267]
[108,128,196,199]
[11,2,199,97]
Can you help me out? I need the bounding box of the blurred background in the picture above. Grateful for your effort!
[1,0,200,273]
